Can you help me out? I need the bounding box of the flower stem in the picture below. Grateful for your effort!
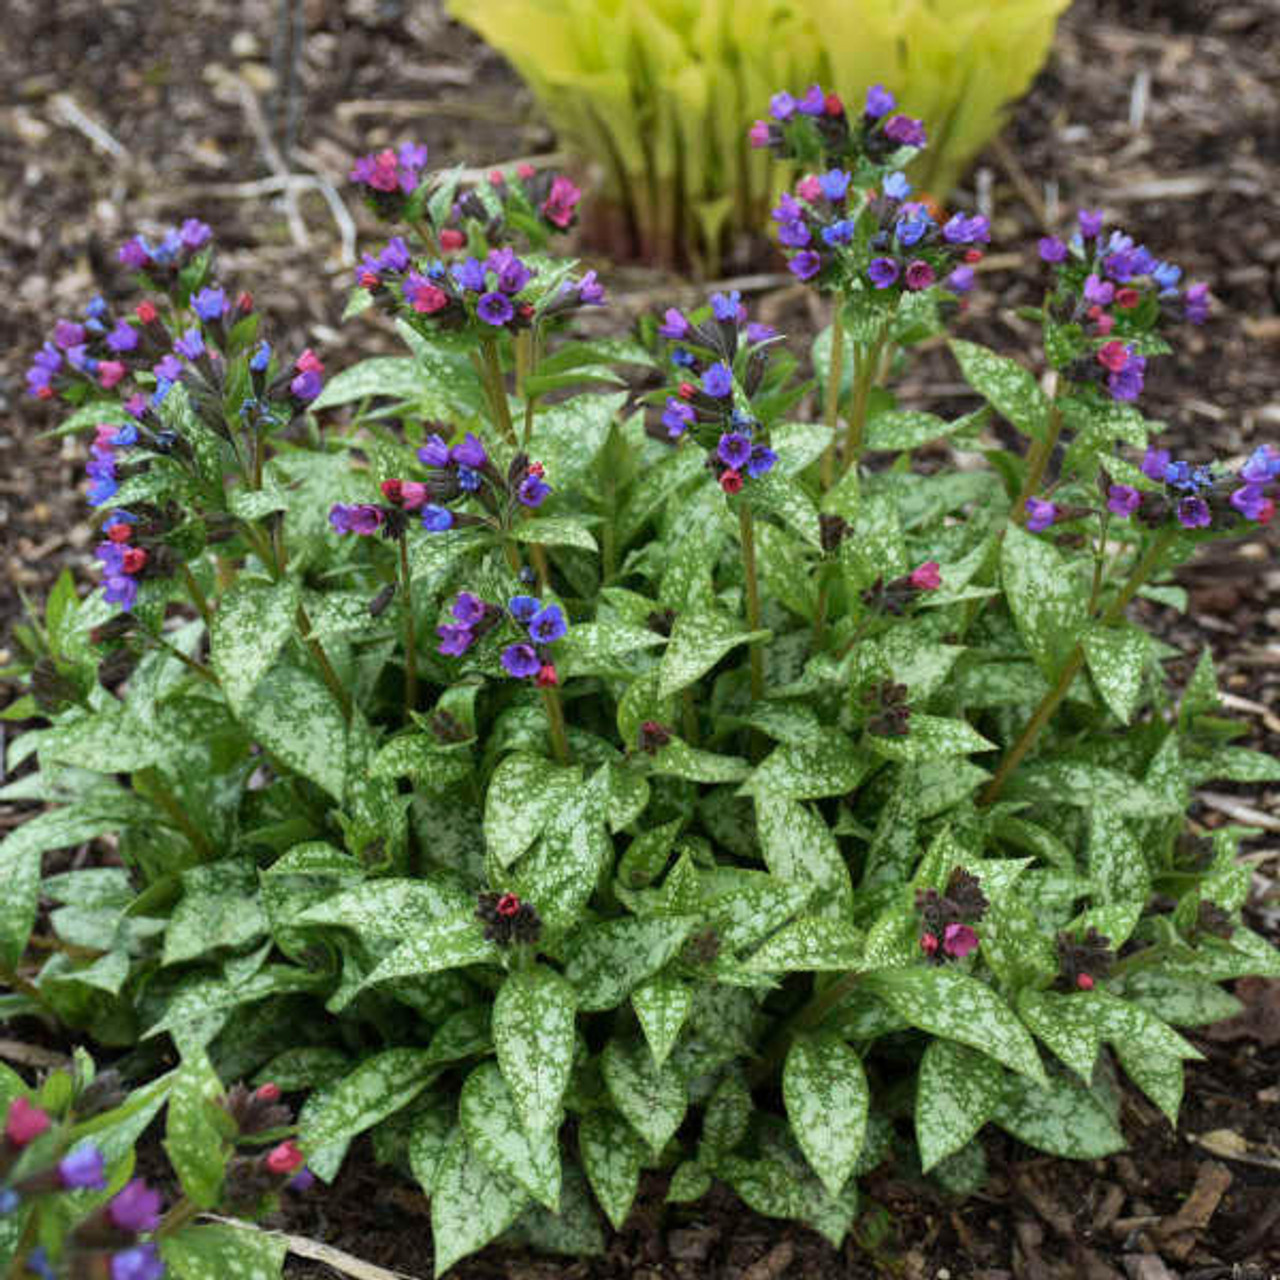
[516,327,540,448]
[296,601,353,722]
[478,338,518,446]
[181,564,214,631]
[1012,398,1063,525]
[738,506,765,704]
[841,332,883,476]
[541,686,572,765]
[979,528,1176,806]
[748,970,862,1088]
[399,534,418,715]
[681,687,700,747]
[819,302,845,491]
[156,1196,201,1239]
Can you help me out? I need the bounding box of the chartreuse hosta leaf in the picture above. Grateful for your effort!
[993,1069,1125,1159]
[602,1036,686,1156]
[631,972,693,1068]
[1001,524,1089,680]
[863,968,1047,1085]
[431,1129,530,1278]
[783,1033,869,1197]
[949,339,1050,441]
[484,752,582,868]
[163,1050,231,1209]
[915,1039,1004,1172]
[460,1061,561,1211]
[209,576,299,713]
[1083,623,1150,724]
[579,1108,647,1230]
[494,964,577,1137]
[657,604,770,700]
[160,1222,287,1280]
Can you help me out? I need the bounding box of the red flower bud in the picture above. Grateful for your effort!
[1115,287,1140,310]
[516,163,536,180]
[720,469,744,495]
[135,300,158,324]
[121,547,148,574]
[295,348,325,375]
[527,461,544,477]
[439,229,466,252]
[1096,340,1129,373]
[359,271,380,289]
[255,1083,281,1103]
[909,560,941,591]
[5,1097,51,1147]
[236,291,254,314]
[37,385,54,400]
[964,249,983,264]
[824,93,843,116]
[106,523,132,544]
[380,478,404,504]
[919,932,939,956]
[496,893,521,918]
[535,663,558,688]
[488,170,505,186]
[265,1140,305,1175]
[678,381,696,400]
[1076,973,1095,991]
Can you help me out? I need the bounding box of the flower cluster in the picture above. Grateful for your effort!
[1054,926,1114,993]
[118,218,212,276]
[1038,209,1210,403]
[26,293,147,401]
[656,293,779,493]
[476,891,542,946]
[349,142,430,218]
[437,591,568,687]
[859,560,943,614]
[862,679,912,738]
[916,868,988,962]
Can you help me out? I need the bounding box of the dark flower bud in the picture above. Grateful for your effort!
[646,609,676,637]
[369,583,397,617]
[1055,926,1114,993]
[683,928,721,966]
[91,615,137,644]
[429,710,469,743]
[1195,899,1235,940]
[944,867,989,924]
[220,1082,291,1136]
[476,891,542,946]
[98,648,138,690]
[378,506,411,541]
[819,513,849,553]
[637,721,673,755]
[507,452,530,489]
[74,1070,126,1121]
[744,348,769,398]
[31,658,79,712]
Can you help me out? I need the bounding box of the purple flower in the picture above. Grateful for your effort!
[895,211,931,247]
[452,592,487,626]
[1177,496,1211,529]
[1152,261,1181,294]
[868,258,899,289]
[452,433,487,469]
[192,287,227,322]
[1083,274,1115,307]
[329,503,384,535]
[528,604,567,644]
[662,398,695,437]
[864,83,895,119]
[54,320,87,350]
[1230,485,1269,520]
[502,642,541,678]
[1107,350,1146,402]
[945,266,976,295]
[59,1144,107,1191]
[105,320,139,354]
[509,595,540,622]
[718,432,753,469]
[796,84,825,116]
[110,1244,165,1280]
[778,219,812,248]
[180,218,212,250]
[769,91,796,121]
[477,292,514,326]
[821,219,856,247]
[118,237,151,269]
[1038,237,1068,263]
[710,290,741,322]
[1078,209,1104,240]
[577,270,605,305]
[1025,497,1057,532]
[818,169,850,202]
[773,192,803,222]
[421,505,454,531]
[905,260,936,291]
[658,308,690,340]
[154,354,183,382]
[487,248,533,294]
[882,171,911,201]
[702,363,733,398]
[518,474,551,507]
[109,1180,163,1234]
[0,1190,18,1216]
[746,322,776,344]
[1107,485,1142,517]
[789,251,822,281]
[103,574,139,611]
[26,343,62,397]
[287,1168,316,1193]
[884,116,927,148]
[379,237,411,272]
[1184,281,1210,326]
[452,258,488,293]
[418,434,451,468]
[1241,445,1280,484]
[1141,447,1171,482]
[747,446,777,478]
[437,624,474,656]
[174,328,204,361]
[291,369,323,401]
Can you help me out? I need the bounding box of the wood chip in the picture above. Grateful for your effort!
[0,1039,71,1071]
[1154,1161,1232,1239]
[201,1216,424,1280]
[740,1240,794,1280]
[1196,791,1280,833]
[1121,1256,1175,1280]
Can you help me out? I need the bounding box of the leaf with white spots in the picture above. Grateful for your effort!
[1118,973,1243,1027]
[1004,761,1180,818]
[647,738,752,783]
[163,1050,230,1210]
[160,1222,287,1280]
[295,877,473,939]
[601,1036,687,1156]
[632,972,693,1067]
[1112,1038,1185,1124]
[698,1072,752,1164]
[753,796,851,914]
[865,407,987,452]
[863,967,1047,1085]
[1088,809,1151,905]
[745,471,821,547]
[579,1109,646,1230]
[745,917,864,973]
[587,762,651,834]
[666,1160,713,1203]
[430,1129,530,1277]
[460,1061,562,1211]
[241,661,348,801]
[915,1039,1003,1172]
[705,874,814,952]
[494,965,577,1137]
[993,1070,1125,1159]
[657,604,770,700]
[511,818,610,935]
[360,913,499,989]
[949,339,1050,440]
[209,577,299,714]
[484,752,582,869]
[300,1048,438,1155]
[557,621,667,680]
[1001,524,1089,680]
[1083,623,1150,724]
[783,1033,868,1197]
[742,731,871,801]
[510,517,599,552]
[867,715,997,762]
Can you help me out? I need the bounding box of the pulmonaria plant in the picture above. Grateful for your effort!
[5,114,1280,1280]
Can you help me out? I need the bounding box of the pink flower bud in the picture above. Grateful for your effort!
[909,560,941,591]
[1076,973,1095,991]
[796,175,822,203]
[919,932,939,956]
[265,1140,305,1176]
[255,1082,281,1103]
[5,1097,51,1148]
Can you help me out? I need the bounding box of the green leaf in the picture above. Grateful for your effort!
[867,715,996,762]
[485,752,581,868]
[1083,624,1150,724]
[1005,761,1180,818]
[579,1109,646,1230]
[783,1033,868,1196]
[699,1072,752,1163]
[1087,810,1151,905]
[1016,990,1102,1080]
[915,1039,1003,1172]
[241,662,347,801]
[754,796,853,914]
[362,913,499,987]
[161,1222,286,1280]
[743,731,870,801]
[209,578,299,713]
[863,968,1047,1084]
[601,1036,687,1156]
[310,356,424,409]
[745,917,864,973]
[648,738,752,784]
[565,916,696,1012]
[431,1129,531,1277]
[557,621,666,679]
[949,340,1049,440]
[1001,524,1089,678]
[666,1160,712,1203]
[632,973,693,1068]
[510,518,598,552]
[494,965,577,1137]
[657,605,770,699]
[993,1070,1126,1158]
[864,407,986,452]
[707,874,814,952]
[1118,973,1243,1027]
[163,860,267,966]
[295,876,471,938]
[460,1061,562,1211]
[300,1048,438,1155]
[163,1051,229,1209]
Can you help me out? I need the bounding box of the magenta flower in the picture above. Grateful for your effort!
[1107,485,1142,517]
[905,260,935,291]
[541,175,582,228]
[109,1180,163,1234]
[942,923,979,959]
[748,120,770,148]
[1025,497,1057,532]
[909,561,941,590]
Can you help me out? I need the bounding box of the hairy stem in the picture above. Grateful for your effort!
[738,506,765,704]
[819,302,845,491]
[541,686,572,765]
[842,332,883,476]
[478,339,518,446]
[399,534,418,715]
[1012,398,1064,525]
[296,602,353,722]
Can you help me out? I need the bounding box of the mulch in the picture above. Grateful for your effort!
[0,0,1277,1276]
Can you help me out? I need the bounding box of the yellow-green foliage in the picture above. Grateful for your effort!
[451,0,1069,268]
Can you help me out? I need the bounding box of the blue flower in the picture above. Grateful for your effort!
[528,604,568,644]
[710,290,741,322]
[818,169,851,202]
[508,595,540,623]
[747,446,777,478]
[717,432,753,469]
[452,258,487,292]
[192,287,227,322]
[895,212,932,247]
[702,363,733,398]
[174,328,204,361]
[821,219,855,246]
[670,347,696,368]
[662,398,695,438]
[882,171,911,200]
[421,505,454,531]
[251,340,272,373]
[456,465,483,492]
[517,473,551,507]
